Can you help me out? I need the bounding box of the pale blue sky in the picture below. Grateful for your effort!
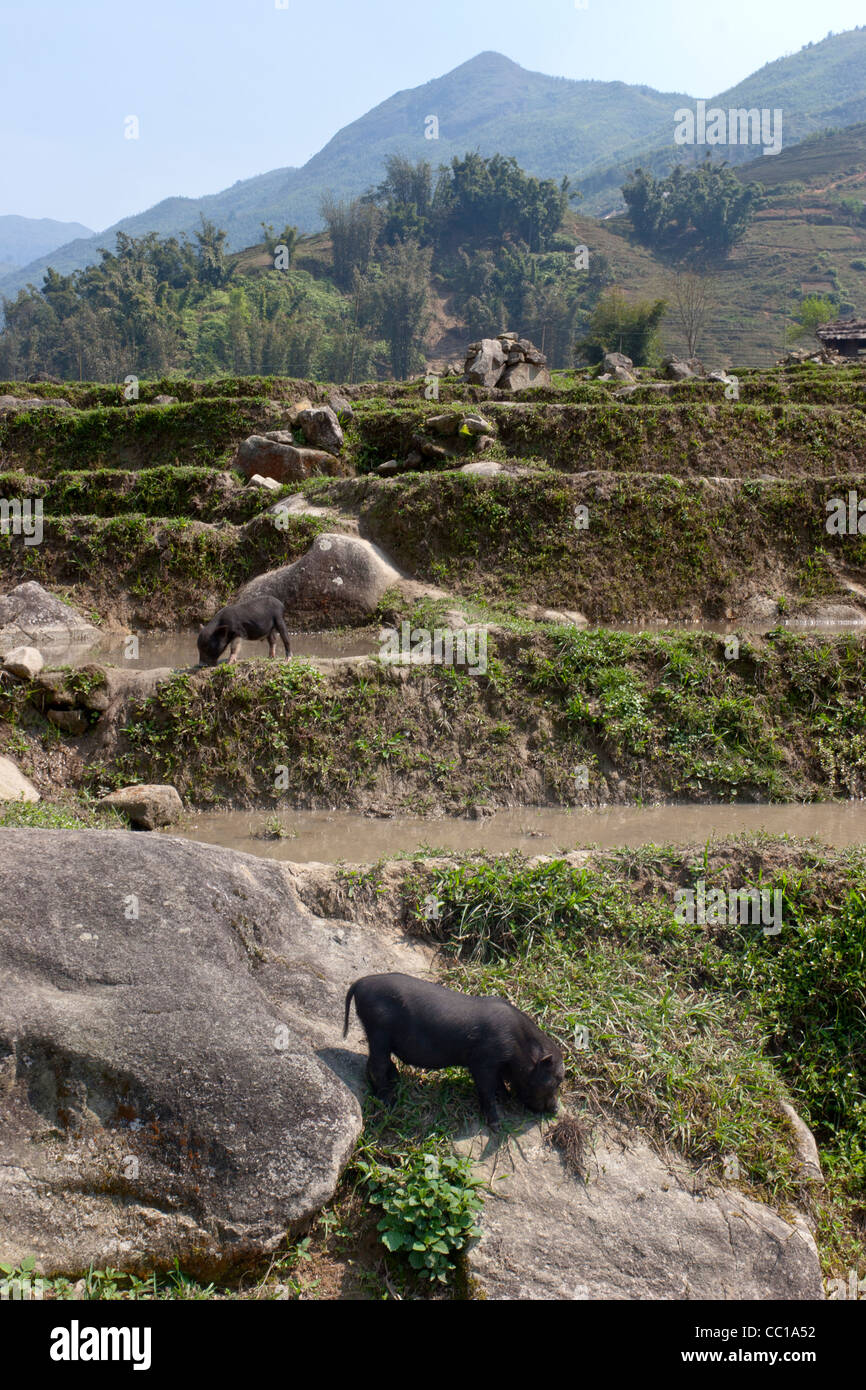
[2,0,864,229]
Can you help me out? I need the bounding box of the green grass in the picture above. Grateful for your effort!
[13,623,865,810]
[399,839,866,1275]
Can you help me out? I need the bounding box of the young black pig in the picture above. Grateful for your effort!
[343,972,565,1125]
[197,595,291,666]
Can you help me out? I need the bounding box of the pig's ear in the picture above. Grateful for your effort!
[538,1052,557,1070]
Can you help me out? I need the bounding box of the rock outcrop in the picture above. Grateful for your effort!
[662,355,695,381]
[0,829,427,1278]
[458,1119,822,1301]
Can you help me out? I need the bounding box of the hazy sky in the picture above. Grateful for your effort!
[2,0,864,230]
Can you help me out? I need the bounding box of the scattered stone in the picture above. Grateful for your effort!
[0,756,39,803]
[285,396,314,424]
[376,460,399,476]
[414,436,454,462]
[2,646,43,679]
[151,395,179,406]
[426,413,461,436]
[779,1102,824,1186]
[460,460,502,477]
[297,405,344,455]
[98,784,184,829]
[0,395,73,415]
[740,595,780,622]
[246,473,282,492]
[461,414,494,435]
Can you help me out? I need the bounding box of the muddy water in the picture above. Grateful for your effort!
[168,802,866,864]
[30,615,866,672]
[40,628,380,669]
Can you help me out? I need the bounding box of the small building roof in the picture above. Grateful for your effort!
[816,318,866,341]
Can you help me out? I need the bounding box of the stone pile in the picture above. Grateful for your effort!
[463,333,551,391]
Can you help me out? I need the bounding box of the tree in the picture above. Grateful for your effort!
[194,218,233,288]
[260,222,299,266]
[576,290,667,366]
[320,195,381,290]
[623,159,760,260]
[668,271,714,357]
[362,237,432,379]
[788,294,837,344]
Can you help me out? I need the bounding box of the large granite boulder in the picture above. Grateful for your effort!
[239,533,401,625]
[234,434,351,486]
[0,829,425,1278]
[97,784,183,829]
[603,352,634,374]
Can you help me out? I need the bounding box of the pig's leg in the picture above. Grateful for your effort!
[471,1064,504,1127]
[366,1042,399,1104]
[267,631,277,658]
[226,637,242,664]
[274,612,292,659]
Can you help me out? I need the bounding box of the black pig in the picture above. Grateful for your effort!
[343,972,565,1125]
[197,595,291,666]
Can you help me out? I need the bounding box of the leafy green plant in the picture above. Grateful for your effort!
[358,1150,483,1282]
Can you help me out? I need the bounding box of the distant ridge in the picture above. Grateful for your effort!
[3,30,866,298]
